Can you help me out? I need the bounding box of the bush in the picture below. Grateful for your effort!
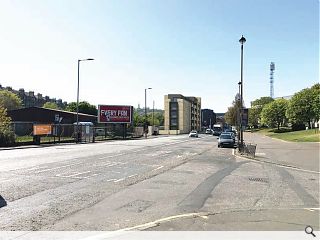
[0,106,15,146]
[273,128,292,133]
[0,130,15,147]
[291,123,306,131]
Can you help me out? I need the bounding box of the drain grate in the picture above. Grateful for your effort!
[248,177,269,183]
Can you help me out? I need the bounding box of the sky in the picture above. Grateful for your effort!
[0,0,318,113]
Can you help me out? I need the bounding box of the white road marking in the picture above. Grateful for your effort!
[56,171,91,178]
[98,153,125,160]
[0,179,13,183]
[114,178,125,183]
[153,166,164,171]
[106,178,117,182]
[128,174,138,178]
[35,163,81,173]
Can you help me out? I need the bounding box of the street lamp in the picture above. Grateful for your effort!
[239,35,246,149]
[237,81,241,147]
[144,87,152,138]
[76,58,94,143]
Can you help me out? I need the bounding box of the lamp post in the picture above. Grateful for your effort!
[237,81,241,147]
[239,35,246,149]
[144,87,152,138]
[76,58,94,143]
[152,100,155,126]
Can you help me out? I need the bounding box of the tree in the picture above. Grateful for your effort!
[311,83,320,122]
[261,99,288,130]
[147,112,164,126]
[43,102,59,110]
[66,101,97,115]
[132,108,164,127]
[0,106,15,146]
[0,90,22,111]
[248,97,274,127]
[224,93,242,126]
[286,86,317,128]
[133,110,144,127]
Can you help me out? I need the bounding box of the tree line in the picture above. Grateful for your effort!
[224,83,319,130]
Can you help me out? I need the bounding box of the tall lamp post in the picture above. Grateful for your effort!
[237,81,241,147]
[76,58,94,143]
[239,35,246,149]
[144,87,152,138]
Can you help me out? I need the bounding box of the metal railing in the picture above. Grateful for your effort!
[239,142,257,158]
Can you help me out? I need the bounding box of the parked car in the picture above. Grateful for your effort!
[222,131,235,141]
[205,129,213,134]
[218,133,235,148]
[189,130,198,138]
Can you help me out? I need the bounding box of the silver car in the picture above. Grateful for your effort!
[218,133,235,148]
[189,130,198,138]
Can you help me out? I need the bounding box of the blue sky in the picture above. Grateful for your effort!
[0,0,318,112]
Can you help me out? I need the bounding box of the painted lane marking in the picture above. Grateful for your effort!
[0,179,13,183]
[114,178,125,183]
[153,166,164,171]
[35,163,81,173]
[56,171,91,178]
[128,174,138,178]
[106,178,117,182]
[98,153,125,160]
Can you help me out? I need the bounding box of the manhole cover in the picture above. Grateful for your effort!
[248,177,269,183]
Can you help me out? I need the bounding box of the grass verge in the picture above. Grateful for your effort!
[257,128,320,142]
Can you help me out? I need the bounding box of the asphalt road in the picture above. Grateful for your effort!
[0,134,319,232]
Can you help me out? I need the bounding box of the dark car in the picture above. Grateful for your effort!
[218,133,235,148]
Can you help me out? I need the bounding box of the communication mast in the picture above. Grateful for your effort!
[270,62,275,98]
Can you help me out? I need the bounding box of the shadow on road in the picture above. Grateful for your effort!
[0,195,7,208]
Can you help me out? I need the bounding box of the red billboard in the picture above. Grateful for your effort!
[98,105,133,123]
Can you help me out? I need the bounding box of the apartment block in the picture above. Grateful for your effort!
[161,94,201,134]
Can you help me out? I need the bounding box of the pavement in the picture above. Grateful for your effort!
[241,132,320,172]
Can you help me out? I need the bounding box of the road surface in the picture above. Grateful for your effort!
[0,133,318,232]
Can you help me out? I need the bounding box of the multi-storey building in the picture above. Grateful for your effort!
[161,94,201,134]
[201,109,216,130]
[0,84,67,109]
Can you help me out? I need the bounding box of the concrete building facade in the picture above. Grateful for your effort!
[161,94,201,134]
[201,109,216,130]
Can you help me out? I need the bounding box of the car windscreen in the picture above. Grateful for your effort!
[220,134,231,139]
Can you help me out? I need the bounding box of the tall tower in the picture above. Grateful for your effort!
[270,62,275,98]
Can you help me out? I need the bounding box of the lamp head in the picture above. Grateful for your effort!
[239,35,246,44]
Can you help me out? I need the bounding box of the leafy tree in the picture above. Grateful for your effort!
[248,97,274,127]
[43,102,59,110]
[311,83,320,122]
[0,106,15,146]
[224,93,242,126]
[0,90,22,111]
[147,112,164,126]
[133,108,164,127]
[261,99,288,130]
[133,110,144,127]
[286,86,317,128]
[66,101,97,115]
